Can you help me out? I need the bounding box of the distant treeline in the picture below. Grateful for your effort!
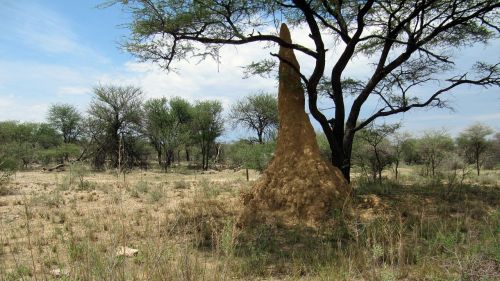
[0,85,498,179]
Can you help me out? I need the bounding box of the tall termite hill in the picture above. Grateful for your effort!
[240,24,349,225]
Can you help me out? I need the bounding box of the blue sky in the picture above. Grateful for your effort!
[0,0,498,140]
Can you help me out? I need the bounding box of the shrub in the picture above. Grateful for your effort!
[148,186,164,203]
[174,180,189,189]
[135,180,150,193]
[169,198,233,249]
[71,163,91,190]
[0,172,11,192]
[226,140,275,171]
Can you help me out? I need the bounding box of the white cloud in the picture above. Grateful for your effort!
[0,5,497,141]
[411,113,500,123]
[0,101,49,122]
[99,43,277,108]
[0,2,107,62]
[0,96,13,108]
[57,86,92,96]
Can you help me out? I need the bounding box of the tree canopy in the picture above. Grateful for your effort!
[230,92,278,144]
[457,123,493,175]
[47,104,82,144]
[191,100,224,170]
[87,85,144,169]
[143,97,193,170]
[112,0,500,181]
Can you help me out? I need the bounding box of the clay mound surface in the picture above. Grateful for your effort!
[240,24,349,225]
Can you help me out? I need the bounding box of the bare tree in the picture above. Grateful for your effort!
[391,132,412,181]
[230,92,278,144]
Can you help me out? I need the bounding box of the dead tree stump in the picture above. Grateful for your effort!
[240,24,349,225]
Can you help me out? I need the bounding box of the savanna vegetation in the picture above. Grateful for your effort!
[1,0,499,280]
[0,84,499,280]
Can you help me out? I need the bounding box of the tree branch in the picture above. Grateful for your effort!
[354,66,500,132]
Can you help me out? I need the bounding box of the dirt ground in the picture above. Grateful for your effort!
[0,168,257,279]
[0,168,498,280]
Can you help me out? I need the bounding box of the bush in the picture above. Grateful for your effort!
[169,198,233,249]
[0,154,15,194]
[0,171,10,187]
[226,140,275,171]
[174,180,189,189]
[71,163,90,189]
[37,143,80,165]
[148,186,164,203]
[135,180,150,193]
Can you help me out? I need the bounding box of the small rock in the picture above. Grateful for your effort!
[116,246,139,257]
[50,268,69,277]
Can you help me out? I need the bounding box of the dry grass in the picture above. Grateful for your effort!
[0,168,498,280]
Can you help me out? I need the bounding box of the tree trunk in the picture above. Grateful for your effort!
[257,131,263,144]
[432,158,435,178]
[201,144,208,170]
[330,131,354,183]
[157,150,162,166]
[163,148,168,172]
[166,149,174,168]
[394,160,399,181]
[374,147,382,184]
[203,149,208,170]
[204,143,211,170]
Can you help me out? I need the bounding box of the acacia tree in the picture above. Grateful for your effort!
[47,104,82,143]
[418,130,454,178]
[144,97,192,170]
[390,131,412,181]
[112,0,500,181]
[456,123,493,175]
[230,93,278,144]
[355,123,399,183]
[87,85,143,169]
[191,101,224,170]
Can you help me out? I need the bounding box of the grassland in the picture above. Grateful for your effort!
[0,167,498,280]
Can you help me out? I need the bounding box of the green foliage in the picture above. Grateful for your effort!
[0,121,63,168]
[135,180,150,193]
[143,97,192,169]
[191,100,224,170]
[418,130,455,178]
[457,123,494,175]
[230,92,278,144]
[0,149,19,195]
[148,188,164,203]
[87,85,144,169]
[36,123,62,149]
[400,137,420,165]
[113,0,500,181]
[226,140,275,171]
[317,131,332,161]
[353,124,399,183]
[71,163,91,190]
[5,264,31,280]
[47,103,82,143]
[37,143,81,165]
